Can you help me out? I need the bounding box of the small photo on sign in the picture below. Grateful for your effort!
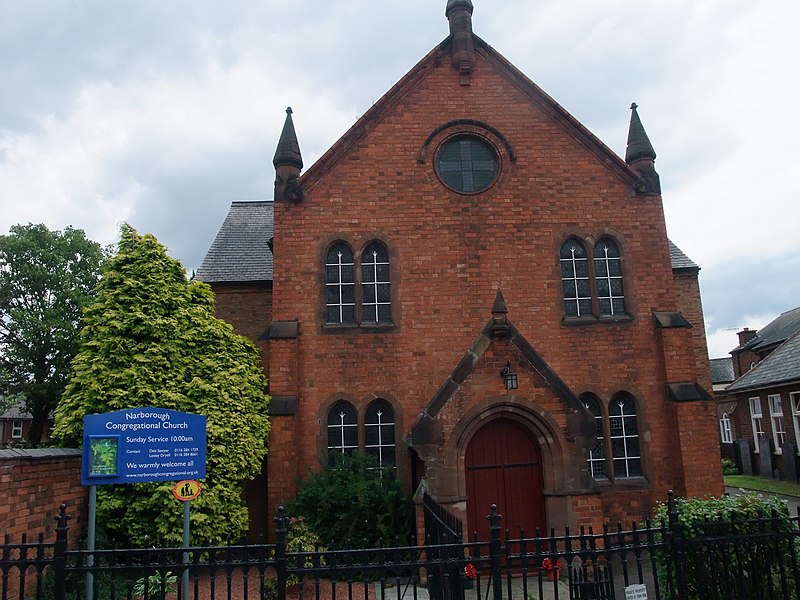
[89,436,119,477]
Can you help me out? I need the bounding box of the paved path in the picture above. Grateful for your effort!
[724,485,800,514]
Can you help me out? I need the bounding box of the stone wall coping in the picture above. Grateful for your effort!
[0,447,82,460]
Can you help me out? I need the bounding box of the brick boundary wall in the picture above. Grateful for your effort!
[0,448,88,543]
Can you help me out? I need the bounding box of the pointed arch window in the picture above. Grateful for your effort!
[594,239,625,317]
[609,393,641,478]
[365,400,396,470]
[361,242,391,324]
[326,243,356,324]
[581,394,608,480]
[560,240,591,318]
[327,401,358,464]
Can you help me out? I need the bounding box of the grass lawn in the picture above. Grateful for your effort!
[724,474,800,497]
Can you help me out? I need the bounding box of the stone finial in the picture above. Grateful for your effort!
[625,103,661,195]
[446,0,475,84]
[625,103,656,164]
[273,108,304,202]
[490,289,511,338]
[273,107,303,170]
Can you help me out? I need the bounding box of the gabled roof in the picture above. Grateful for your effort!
[668,240,699,272]
[732,306,800,354]
[195,201,274,284]
[710,357,734,385]
[727,329,800,393]
[299,34,640,194]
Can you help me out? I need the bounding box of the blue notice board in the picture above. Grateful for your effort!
[82,408,206,486]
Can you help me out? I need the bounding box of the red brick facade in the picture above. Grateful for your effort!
[0,449,87,541]
[206,5,721,537]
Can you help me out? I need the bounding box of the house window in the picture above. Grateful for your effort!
[361,242,391,324]
[581,394,607,480]
[791,392,800,455]
[768,394,786,453]
[560,240,591,318]
[364,400,395,470]
[719,413,733,445]
[326,243,356,324]
[609,393,641,478]
[327,401,358,464]
[11,420,23,439]
[593,239,625,317]
[749,397,764,453]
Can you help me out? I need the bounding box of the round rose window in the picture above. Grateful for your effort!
[435,135,498,194]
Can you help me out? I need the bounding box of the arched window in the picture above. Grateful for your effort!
[326,243,355,324]
[581,394,608,480]
[593,239,625,316]
[560,240,591,318]
[609,393,641,478]
[364,400,395,470]
[327,401,358,464]
[361,242,391,324]
[719,413,733,444]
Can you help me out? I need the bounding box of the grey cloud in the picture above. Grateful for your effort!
[701,252,800,337]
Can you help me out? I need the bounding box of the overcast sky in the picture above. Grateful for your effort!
[1,0,798,359]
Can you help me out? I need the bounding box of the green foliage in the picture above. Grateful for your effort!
[285,516,325,586]
[53,224,270,546]
[287,453,414,549]
[132,571,177,599]
[0,223,105,444]
[654,493,795,599]
[721,458,738,476]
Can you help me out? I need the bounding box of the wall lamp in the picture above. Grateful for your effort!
[500,361,518,390]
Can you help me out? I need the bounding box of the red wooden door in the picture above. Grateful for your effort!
[465,418,546,540]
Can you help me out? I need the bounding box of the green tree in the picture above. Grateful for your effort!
[53,224,270,546]
[0,223,105,445]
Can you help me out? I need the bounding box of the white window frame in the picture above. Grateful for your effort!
[364,401,396,473]
[593,240,626,316]
[749,397,764,453]
[560,241,591,318]
[768,394,786,454]
[791,392,800,455]
[719,413,733,444]
[609,396,641,479]
[11,420,23,439]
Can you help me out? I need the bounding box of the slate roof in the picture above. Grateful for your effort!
[0,399,31,420]
[195,201,274,283]
[668,240,699,272]
[732,306,800,354]
[727,330,800,392]
[710,357,734,385]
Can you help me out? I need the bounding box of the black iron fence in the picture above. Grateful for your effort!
[2,492,800,600]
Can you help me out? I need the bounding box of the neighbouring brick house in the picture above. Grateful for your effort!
[197,0,721,539]
[711,357,736,461]
[724,307,800,481]
[0,399,49,446]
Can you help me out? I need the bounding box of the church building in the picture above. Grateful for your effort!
[196,0,722,539]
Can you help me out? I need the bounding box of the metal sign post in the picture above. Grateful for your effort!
[172,480,201,600]
[80,409,207,600]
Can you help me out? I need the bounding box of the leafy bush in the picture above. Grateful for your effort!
[286,454,414,548]
[721,458,738,476]
[653,493,795,599]
[53,225,270,547]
